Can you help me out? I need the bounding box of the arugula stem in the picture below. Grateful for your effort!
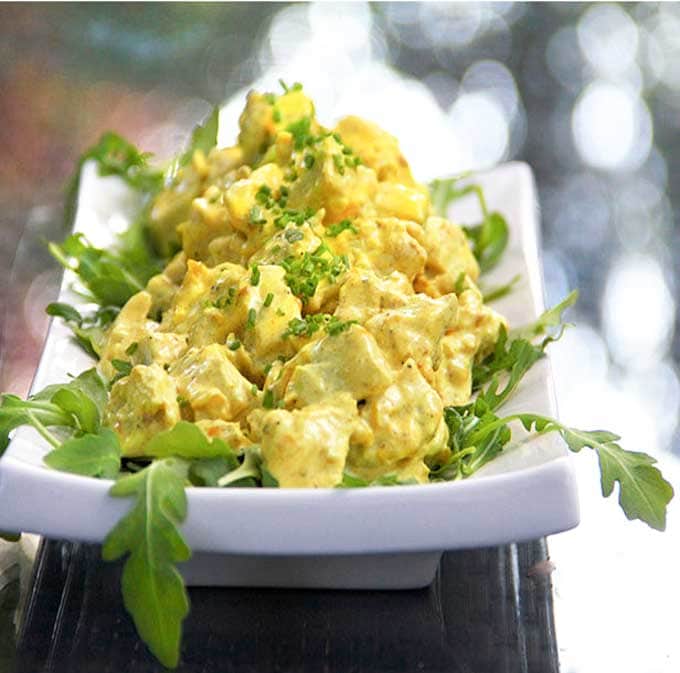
[217,451,260,487]
[26,411,62,448]
[482,274,521,303]
[471,183,489,218]
[47,242,77,272]
[468,412,553,447]
[117,267,145,293]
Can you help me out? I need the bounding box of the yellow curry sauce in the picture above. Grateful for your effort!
[101,86,506,487]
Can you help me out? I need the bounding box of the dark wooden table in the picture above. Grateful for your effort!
[7,538,558,673]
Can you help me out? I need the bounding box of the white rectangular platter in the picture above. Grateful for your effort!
[0,161,579,588]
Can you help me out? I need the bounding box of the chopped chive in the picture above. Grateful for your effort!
[263,389,275,409]
[333,154,345,175]
[111,359,133,376]
[326,219,358,237]
[246,308,257,330]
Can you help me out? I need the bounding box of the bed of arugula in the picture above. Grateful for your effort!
[0,107,674,668]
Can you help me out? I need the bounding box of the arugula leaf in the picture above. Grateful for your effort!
[144,421,235,460]
[432,405,511,480]
[188,456,239,487]
[81,132,164,193]
[0,394,73,453]
[514,415,674,531]
[46,303,118,359]
[102,458,191,668]
[261,465,280,487]
[49,368,108,434]
[63,132,164,235]
[481,274,521,303]
[464,212,509,273]
[182,107,219,164]
[436,401,675,530]
[472,330,547,412]
[167,107,220,180]
[337,471,418,488]
[43,429,121,479]
[0,368,107,452]
[472,292,577,404]
[49,233,161,308]
[510,290,579,341]
[111,359,133,384]
[436,402,675,530]
[45,301,81,324]
[217,449,262,487]
[429,175,509,272]
[56,131,167,312]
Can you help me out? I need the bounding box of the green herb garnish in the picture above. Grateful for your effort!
[46,302,118,359]
[102,458,191,668]
[263,389,276,409]
[282,314,356,339]
[44,428,121,479]
[326,219,358,237]
[280,243,349,302]
[246,308,257,330]
[286,116,312,151]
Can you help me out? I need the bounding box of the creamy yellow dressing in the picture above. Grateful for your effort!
[100,85,507,487]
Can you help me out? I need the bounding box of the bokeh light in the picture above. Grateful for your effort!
[571,81,652,171]
[548,173,611,251]
[546,26,587,94]
[602,254,675,367]
[449,92,509,169]
[577,3,639,78]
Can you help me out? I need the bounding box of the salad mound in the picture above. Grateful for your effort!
[101,83,505,487]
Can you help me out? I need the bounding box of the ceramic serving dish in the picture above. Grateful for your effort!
[0,160,579,589]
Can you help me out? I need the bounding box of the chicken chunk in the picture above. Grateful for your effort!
[99,291,157,380]
[364,293,458,384]
[170,344,256,422]
[413,216,480,296]
[105,363,181,457]
[271,325,394,408]
[347,360,448,483]
[334,115,416,185]
[434,286,506,405]
[249,393,358,487]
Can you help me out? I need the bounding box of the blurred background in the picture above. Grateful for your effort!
[1,3,679,672]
